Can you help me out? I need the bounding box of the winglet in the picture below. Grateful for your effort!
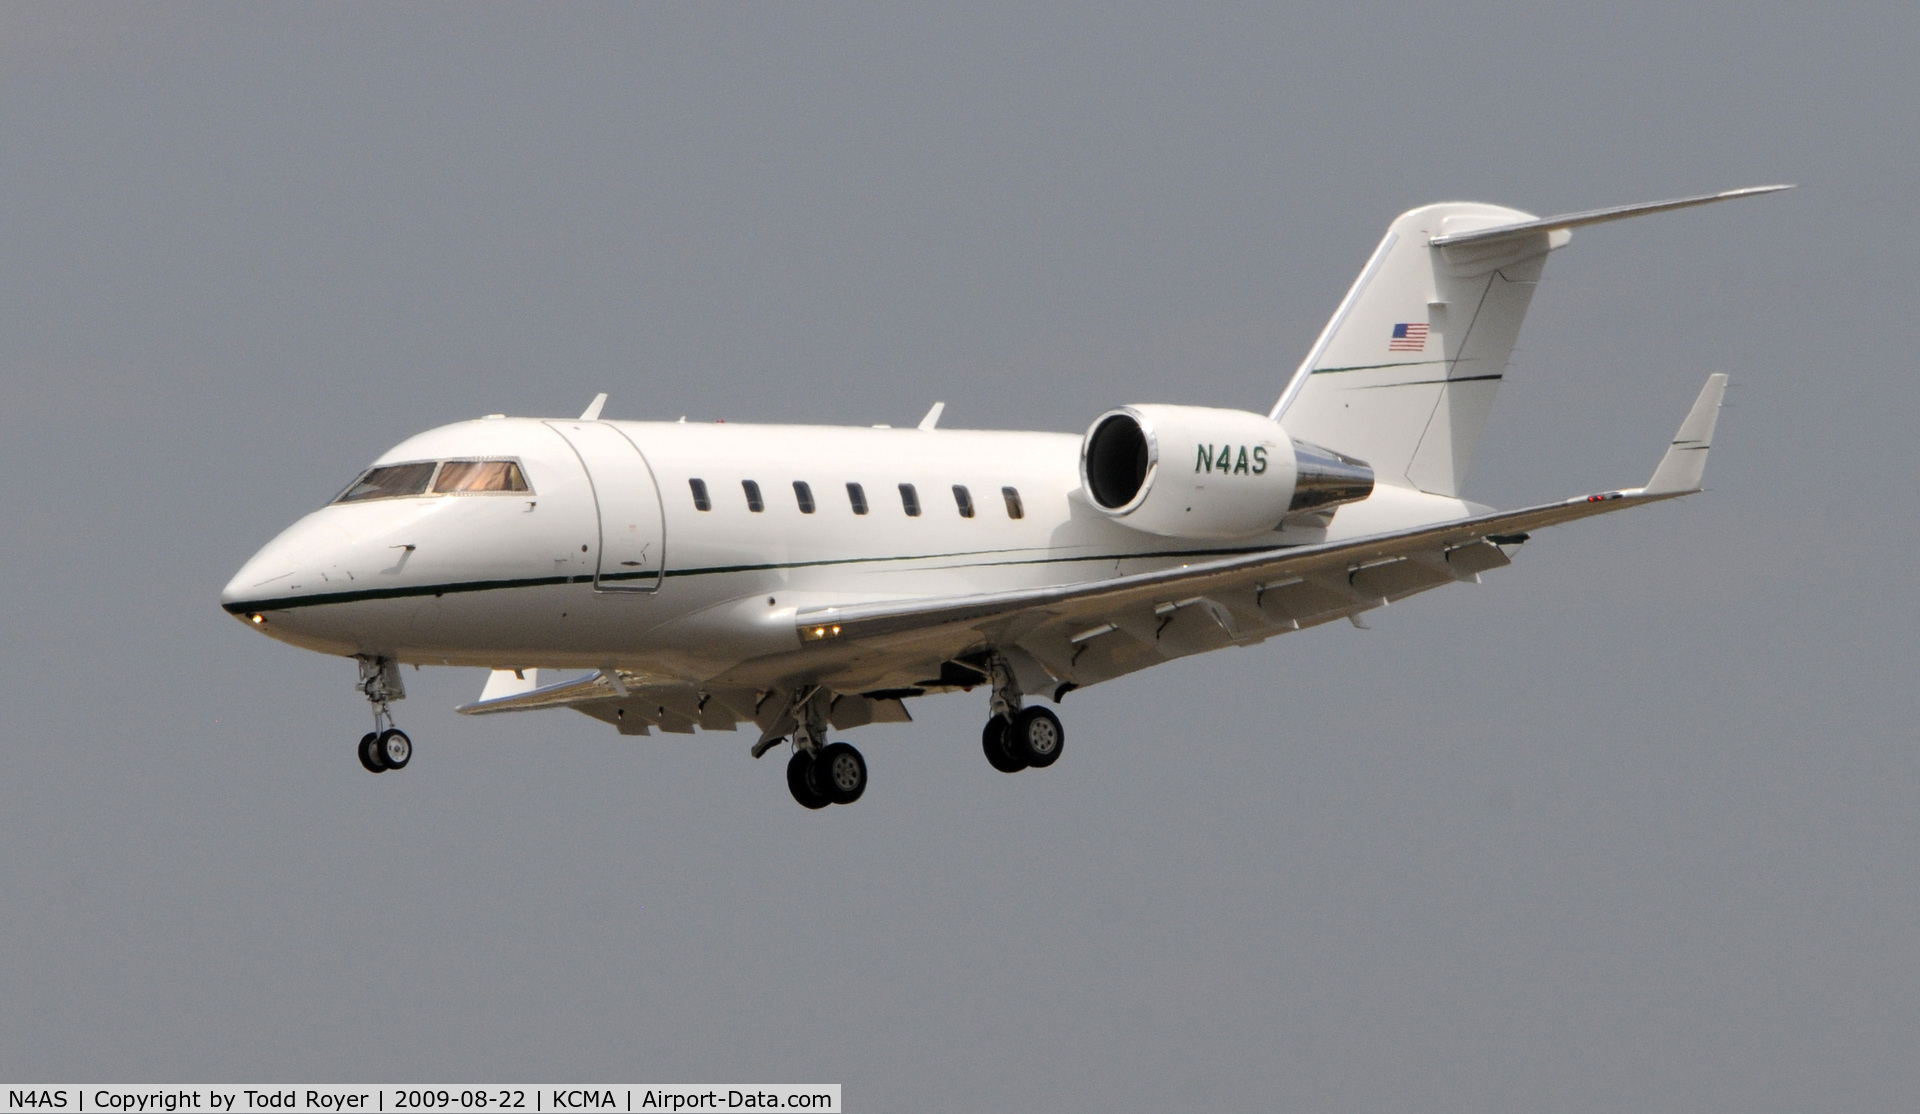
[918,401,945,430]
[579,392,608,421]
[1641,374,1729,495]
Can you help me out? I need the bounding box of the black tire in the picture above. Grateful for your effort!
[816,741,867,804]
[376,728,412,770]
[1008,706,1064,768]
[357,732,385,774]
[787,750,831,810]
[982,715,1026,773]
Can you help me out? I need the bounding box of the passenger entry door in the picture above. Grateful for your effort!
[544,421,666,592]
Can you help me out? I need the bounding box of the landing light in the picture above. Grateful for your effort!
[801,623,843,642]
[248,613,267,625]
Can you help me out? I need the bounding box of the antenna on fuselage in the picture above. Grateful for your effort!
[579,393,608,421]
[917,401,945,430]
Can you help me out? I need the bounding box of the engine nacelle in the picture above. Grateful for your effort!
[1079,404,1374,539]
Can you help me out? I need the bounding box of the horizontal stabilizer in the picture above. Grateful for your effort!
[1641,373,1729,495]
[1428,185,1792,250]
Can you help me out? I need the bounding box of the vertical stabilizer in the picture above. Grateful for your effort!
[1273,202,1559,497]
[1273,186,1787,499]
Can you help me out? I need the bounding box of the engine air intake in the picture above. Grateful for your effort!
[1085,413,1151,509]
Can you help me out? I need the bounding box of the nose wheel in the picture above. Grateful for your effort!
[358,728,412,773]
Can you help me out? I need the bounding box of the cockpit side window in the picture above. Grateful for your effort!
[336,462,438,503]
[433,460,530,494]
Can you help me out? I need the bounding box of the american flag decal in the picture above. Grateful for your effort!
[1389,322,1429,352]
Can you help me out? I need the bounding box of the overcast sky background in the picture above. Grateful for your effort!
[2,4,1916,1109]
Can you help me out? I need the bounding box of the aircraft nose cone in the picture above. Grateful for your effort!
[221,542,297,615]
[220,566,247,609]
[221,515,330,617]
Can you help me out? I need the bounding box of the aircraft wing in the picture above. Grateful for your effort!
[794,375,1728,686]
[797,487,1673,639]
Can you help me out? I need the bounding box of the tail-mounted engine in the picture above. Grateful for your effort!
[1079,404,1374,539]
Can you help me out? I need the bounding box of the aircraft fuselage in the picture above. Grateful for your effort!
[222,416,1474,692]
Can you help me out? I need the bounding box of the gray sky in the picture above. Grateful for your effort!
[3,3,1916,1109]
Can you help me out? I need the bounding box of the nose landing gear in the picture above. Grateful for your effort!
[355,656,412,774]
[358,728,412,773]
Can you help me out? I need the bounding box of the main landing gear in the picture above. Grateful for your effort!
[779,689,868,809]
[355,656,412,774]
[983,706,1064,772]
[981,655,1065,774]
[787,742,867,809]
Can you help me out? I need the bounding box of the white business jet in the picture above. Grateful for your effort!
[223,185,1786,808]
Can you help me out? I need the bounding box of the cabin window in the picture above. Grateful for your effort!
[1002,486,1024,519]
[742,480,765,512]
[689,478,711,511]
[952,485,975,518]
[336,462,437,503]
[793,481,816,514]
[898,483,921,517]
[433,460,530,494]
[847,482,869,515]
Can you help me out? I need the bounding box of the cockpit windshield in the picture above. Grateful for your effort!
[336,462,438,503]
[434,460,529,493]
[333,459,531,504]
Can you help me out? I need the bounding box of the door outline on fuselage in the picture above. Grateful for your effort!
[543,420,667,593]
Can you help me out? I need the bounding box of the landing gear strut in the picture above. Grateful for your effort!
[355,656,412,774]
[981,655,1065,774]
